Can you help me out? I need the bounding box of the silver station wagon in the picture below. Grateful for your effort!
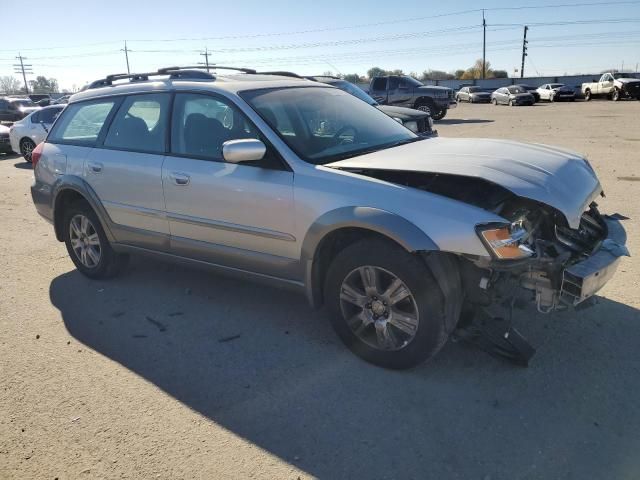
[30,66,628,369]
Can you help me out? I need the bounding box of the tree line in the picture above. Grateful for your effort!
[0,75,62,95]
[337,59,509,84]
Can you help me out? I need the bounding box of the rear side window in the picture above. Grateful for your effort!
[40,107,63,124]
[49,100,116,145]
[103,93,170,154]
[371,78,387,91]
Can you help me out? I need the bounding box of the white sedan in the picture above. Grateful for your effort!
[9,105,64,162]
[536,83,576,102]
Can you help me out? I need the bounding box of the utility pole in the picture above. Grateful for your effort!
[121,41,131,74]
[199,47,211,72]
[13,54,32,94]
[520,26,529,79]
[482,10,486,80]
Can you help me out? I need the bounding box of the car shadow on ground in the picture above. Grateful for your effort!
[13,160,32,169]
[437,118,494,125]
[0,152,21,161]
[50,257,640,479]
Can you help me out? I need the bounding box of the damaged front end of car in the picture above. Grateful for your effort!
[468,200,629,314]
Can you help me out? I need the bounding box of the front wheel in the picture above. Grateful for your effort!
[584,90,592,101]
[430,108,446,120]
[325,239,458,369]
[492,98,498,105]
[508,99,514,106]
[611,88,620,101]
[63,201,128,279]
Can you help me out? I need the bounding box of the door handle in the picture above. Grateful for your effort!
[170,172,190,186]
[88,161,103,173]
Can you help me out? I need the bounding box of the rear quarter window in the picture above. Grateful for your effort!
[48,100,117,146]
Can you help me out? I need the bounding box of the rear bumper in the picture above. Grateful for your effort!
[31,179,54,223]
[560,216,628,305]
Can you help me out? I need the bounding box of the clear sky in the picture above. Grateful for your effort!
[2,0,640,90]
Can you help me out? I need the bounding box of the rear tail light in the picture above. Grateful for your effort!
[31,142,44,168]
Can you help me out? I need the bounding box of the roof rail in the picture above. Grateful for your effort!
[256,71,304,79]
[86,65,257,90]
[307,75,342,80]
[157,65,257,74]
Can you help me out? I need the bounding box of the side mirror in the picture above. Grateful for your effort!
[222,139,266,164]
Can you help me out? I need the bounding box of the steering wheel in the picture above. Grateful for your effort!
[333,125,358,145]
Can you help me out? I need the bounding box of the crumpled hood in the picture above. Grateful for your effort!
[327,137,602,228]
[615,77,640,84]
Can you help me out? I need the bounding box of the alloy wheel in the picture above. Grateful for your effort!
[339,266,420,351]
[20,139,36,162]
[69,214,102,268]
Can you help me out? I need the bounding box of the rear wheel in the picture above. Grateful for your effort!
[63,201,128,279]
[325,239,458,369]
[415,101,433,117]
[20,138,36,163]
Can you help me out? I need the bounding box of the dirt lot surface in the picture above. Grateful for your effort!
[1,100,639,480]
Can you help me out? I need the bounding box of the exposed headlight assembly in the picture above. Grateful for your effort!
[476,222,534,259]
[404,120,418,133]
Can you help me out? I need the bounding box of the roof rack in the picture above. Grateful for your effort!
[255,71,304,79]
[306,75,342,80]
[86,65,257,90]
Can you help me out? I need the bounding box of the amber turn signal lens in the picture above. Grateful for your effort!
[480,227,529,259]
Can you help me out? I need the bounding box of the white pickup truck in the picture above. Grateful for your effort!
[582,72,640,101]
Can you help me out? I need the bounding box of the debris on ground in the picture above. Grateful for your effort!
[218,334,241,343]
[145,316,167,332]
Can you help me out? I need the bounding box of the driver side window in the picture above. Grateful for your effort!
[170,93,283,169]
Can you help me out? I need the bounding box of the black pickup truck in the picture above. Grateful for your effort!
[369,75,456,120]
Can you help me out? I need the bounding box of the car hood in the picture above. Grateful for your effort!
[552,86,574,92]
[19,106,40,114]
[376,105,429,121]
[416,85,451,93]
[616,77,640,84]
[326,138,602,228]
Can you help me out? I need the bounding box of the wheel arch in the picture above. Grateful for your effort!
[52,176,115,243]
[413,96,435,108]
[301,207,439,308]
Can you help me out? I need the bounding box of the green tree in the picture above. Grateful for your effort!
[492,70,509,78]
[342,73,364,84]
[420,69,454,81]
[28,76,59,94]
[367,67,388,79]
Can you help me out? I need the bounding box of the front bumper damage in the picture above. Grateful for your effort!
[456,209,629,366]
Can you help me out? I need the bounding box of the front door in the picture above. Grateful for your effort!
[162,92,296,279]
[84,93,171,246]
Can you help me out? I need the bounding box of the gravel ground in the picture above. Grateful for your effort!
[1,99,639,480]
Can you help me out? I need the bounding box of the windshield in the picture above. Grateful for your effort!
[508,86,526,94]
[241,86,419,165]
[550,83,564,89]
[329,80,377,106]
[12,99,35,107]
[402,76,423,87]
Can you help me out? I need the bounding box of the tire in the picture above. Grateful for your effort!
[63,200,128,279]
[584,89,592,101]
[611,88,620,101]
[415,100,439,119]
[508,99,514,106]
[324,238,458,369]
[20,138,36,163]
[549,94,555,103]
[492,98,498,105]
[431,108,446,120]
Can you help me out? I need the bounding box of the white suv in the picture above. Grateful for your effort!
[31,67,628,369]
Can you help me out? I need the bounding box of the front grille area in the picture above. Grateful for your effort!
[624,82,640,97]
[0,134,9,144]
[555,205,606,256]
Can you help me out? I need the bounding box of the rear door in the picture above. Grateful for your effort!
[387,77,412,106]
[84,93,171,246]
[162,92,296,277]
[369,77,389,104]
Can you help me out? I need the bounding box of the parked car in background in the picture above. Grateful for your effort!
[51,95,71,105]
[582,72,640,101]
[537,83,576,102]
[30,66,628,369]
[0,124,12,154]
[0,98,40,122]
[368,75,455,120]
[9,105,64,162]
[307,76,436,137]
[491,86,535,106]
[514,84,540,102]
[455,86,492,103]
